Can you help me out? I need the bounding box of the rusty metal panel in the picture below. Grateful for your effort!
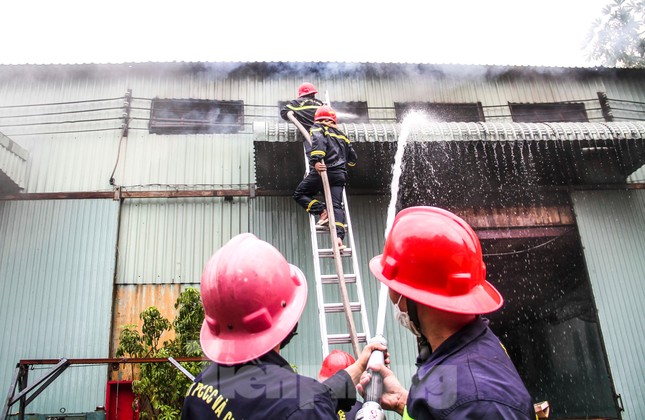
[0,199,119,414]
[111,284,182,357]
[571,190,645,420]
[116,197,249,285]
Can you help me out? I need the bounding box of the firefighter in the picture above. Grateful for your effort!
[181,233,384,419]
[319,350,364,420]
[293,105,357,249]
[280,82,324,152]
[358,207,534,419]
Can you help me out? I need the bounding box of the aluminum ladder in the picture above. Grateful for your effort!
[307,188,371,358]
[286,111,371,358]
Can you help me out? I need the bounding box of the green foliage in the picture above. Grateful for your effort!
[116,288,206,420]
[585,0,645,67]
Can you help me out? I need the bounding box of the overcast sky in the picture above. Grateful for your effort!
[0,0,611,67]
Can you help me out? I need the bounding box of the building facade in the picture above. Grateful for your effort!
[1,62,645,419]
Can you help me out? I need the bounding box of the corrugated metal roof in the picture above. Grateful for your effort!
[0,199,119,414]
[254,121,645,201]
[571,190,645,420]
[259,121,645,143]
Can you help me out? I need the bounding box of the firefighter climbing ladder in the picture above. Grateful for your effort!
[287,112,371,358]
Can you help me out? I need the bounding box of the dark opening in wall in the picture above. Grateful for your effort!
[331,101,369,123]
[510,102,588,123]
[394,102,485,122]
[149,98,244,134]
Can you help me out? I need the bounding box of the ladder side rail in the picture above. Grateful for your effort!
[342,188,373,341]
[310,206,330,357]
[288,111,331,357]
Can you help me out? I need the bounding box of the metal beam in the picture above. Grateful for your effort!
[5,359,70,419]
[19,357,208,365]
[476,226,572,240]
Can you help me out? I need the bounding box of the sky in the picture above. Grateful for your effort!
[0,0,611,67]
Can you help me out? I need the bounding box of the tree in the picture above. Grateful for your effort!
[585,0,645,67]
[116,288,206,419]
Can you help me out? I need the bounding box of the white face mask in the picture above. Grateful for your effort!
[392,295,421,337]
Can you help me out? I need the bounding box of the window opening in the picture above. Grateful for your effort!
[149,98,244,134]
[394,102,485,122]
[510,102,588,123]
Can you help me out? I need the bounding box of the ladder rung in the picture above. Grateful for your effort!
[318,248,352,258]
[320,274,357,284]
[324,302,362,313]
[327,333,368,345]
[315,225,329,232]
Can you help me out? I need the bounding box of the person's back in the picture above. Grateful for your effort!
[409,316,534,419]
[309,122,356,172]
[183,351,339,419]
[281,82,323,147]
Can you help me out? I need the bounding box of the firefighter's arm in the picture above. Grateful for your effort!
[347,142,357,167]
[280,101,295,120]
[343,342,389,385]
[309,127,326,166]
[357,363,408,415]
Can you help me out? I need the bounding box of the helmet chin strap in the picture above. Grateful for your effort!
[406,298,431,358]
[280,322,299,350]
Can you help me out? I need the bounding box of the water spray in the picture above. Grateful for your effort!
[357,112,425,420]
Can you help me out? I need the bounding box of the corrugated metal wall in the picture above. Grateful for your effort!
[571,190,645,420]
[116,197,249,284]
[603,74,645,182]
[0,132,29,190]
[111,197,249,359]
[0,199,119,414]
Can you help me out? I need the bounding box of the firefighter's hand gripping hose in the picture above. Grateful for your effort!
[356,335,388,420]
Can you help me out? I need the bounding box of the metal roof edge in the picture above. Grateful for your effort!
[256,121,645,143]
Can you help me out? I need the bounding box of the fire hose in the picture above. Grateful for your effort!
[287,101,388,419]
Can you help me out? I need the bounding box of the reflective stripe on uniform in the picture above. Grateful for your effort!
[306,199,320,212]
[311,150,326,157]
[328,132,350,144]
[288,104,320,112]
[402,405,415,420]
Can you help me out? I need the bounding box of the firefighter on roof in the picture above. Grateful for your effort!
[181,233,385,419]
[293,105,357,249]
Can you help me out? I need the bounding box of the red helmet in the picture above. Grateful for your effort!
[369,207,503,314]
[314,105,337,124]
[200,233,308,364]
[318,350,356,381]
[298,82,318,97]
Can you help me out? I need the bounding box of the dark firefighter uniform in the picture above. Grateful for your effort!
[337,400,362,420]
[181,350,358,420]
[293,122,357,241]
[403,317,534,419]
[280,97,324,152]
